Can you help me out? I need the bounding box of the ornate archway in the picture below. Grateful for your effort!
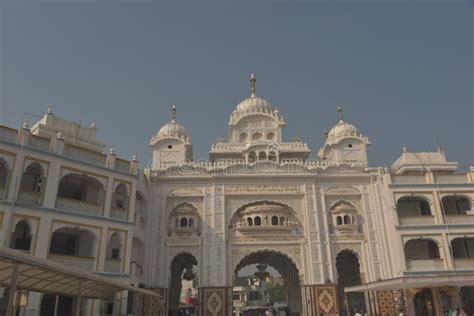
[233,250,303,316]
[168,252,198,315]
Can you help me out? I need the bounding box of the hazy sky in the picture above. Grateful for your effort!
[1,2,472,170]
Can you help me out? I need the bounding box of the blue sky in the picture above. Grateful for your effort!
[1,2,472,170]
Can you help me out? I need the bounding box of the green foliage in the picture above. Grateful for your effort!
[266,283,286,304]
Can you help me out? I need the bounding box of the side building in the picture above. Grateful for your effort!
[0,108,147,315]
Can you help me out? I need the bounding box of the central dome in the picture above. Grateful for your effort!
[327,120,360,140]
[156,120,190,141]
[233,96,275,114]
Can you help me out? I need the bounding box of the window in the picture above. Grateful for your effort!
[258,152,266,160]
[397,196,431,216]
[336,216,343,226]
[247,217,253,226]
[252,132,262,141]
[180,218,188,227]
[168,145,173,149]
[348,144,353,148]
[442,196,471,215]
[266,132,275,140]
[254,216,262,226]
[271,216,278,226]
[239,132,248,143]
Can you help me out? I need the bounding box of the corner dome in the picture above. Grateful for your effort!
[327,120,360,140]
[150,105,191,145]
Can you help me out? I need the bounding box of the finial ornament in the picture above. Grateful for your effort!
[337,106,344,121]
[171,105,177,121]
[250,74,256,97]
[47,105,53,114]
[437,144,443,153]
[403,144,408,153]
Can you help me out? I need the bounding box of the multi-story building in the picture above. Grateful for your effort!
[0,75,473,316]
[0,108,147,315]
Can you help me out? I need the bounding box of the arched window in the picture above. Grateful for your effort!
[247,217,253,226]
[268,151,277,162]
[57,174,105,205]
[336,216,343,226]
[20,162,44,193]
[271,216,279,226]
[107,233,122,260]
[280,216,285,225]
[0,159,9,189]
[188,218,194,228]
[113,183,129,209]
[254,216,262,226]
[180,218,188,228]
[266,132,275,140]
[9,220,32,251]
[239,132,248,143]
[397,196,431,216]
[248,152,257,163]
[442,196,471,215]
[258,152,267,161]
[451,238,474,259]
[344,215,351,224]
[252,132,262,141]
[49,228,96,258]
[404,239,440,260]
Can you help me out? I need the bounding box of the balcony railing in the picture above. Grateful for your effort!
[398,215,436,225]
[0,187,6,200]
[48,254,95,271]
[55,197,103,216]
[131,261,143,280]
[17,191,41,205]
[406,259,445,271]
[105,258,122,273]
[453,258,474,270]
[110,207,128,221]
[444,214,474,224]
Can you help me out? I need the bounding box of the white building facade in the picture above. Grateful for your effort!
[0,76,473,316]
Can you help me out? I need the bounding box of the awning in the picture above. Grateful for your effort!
[0,247,159,300]
[345,273,474,293]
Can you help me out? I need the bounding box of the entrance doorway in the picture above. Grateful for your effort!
[336,250,366,315]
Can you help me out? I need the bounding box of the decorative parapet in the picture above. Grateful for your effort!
[48,254,95,271]
[17,191,41,205]
[110,207,129,221]
[398,215,436,226]
[55,197,103,216]
[105,258,122,273]
[453,258,474,270]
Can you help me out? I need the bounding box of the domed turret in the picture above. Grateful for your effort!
[150,105,193,170]
[318,106,370,166]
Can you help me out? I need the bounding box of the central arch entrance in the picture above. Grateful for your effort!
[169,252,198,316]
[336,250,366,315]
[233,250,302,316]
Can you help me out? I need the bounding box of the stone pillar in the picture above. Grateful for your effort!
[301,284,339,316]
[143,287,167,316]
[199,287,232,316]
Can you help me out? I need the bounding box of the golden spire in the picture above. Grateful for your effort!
[171,105,177,121]
[337,106,344,121]
[250,74,256,97]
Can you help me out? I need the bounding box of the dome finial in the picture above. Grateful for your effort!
[250,73,256,97]
[337,106,344,121]
[171,104,177,122]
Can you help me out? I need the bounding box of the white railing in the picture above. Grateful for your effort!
[28,136,50,151]
[453,258,474,270]
[114,158,130,173]
[445,215,474,224]
[105,258,122,273]
[392,175,427,184]
[63,145,107,167]
[110,207,128,220]
[0,126,18,143]
[55,197,103,216]
[17,191,41,205]
[48,254,95,271]
[398,215,436,225]
[435,174,469,184]
[406,259,445,271]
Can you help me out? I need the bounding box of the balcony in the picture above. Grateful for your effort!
[110,207,128,221]
[17,191,41,205]
[48,254,95,271]
[104,258,122,273]
[406,259,445,271]
[445,214,474,224]
[453,258,474,270]
[55,197,103,216]
[398,215,436,226]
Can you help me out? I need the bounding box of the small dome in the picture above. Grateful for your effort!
[156,120,190,141]
[327,120,360,140]
[150,105,191,145]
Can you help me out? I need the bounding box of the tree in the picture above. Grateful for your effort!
[266,283,286,304]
